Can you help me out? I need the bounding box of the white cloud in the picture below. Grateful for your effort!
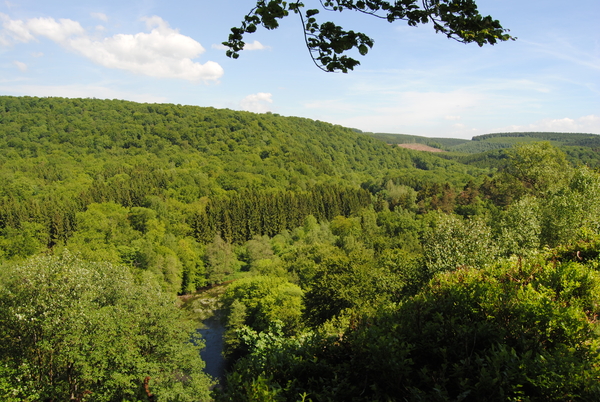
[445,115,461,121]
[71,16,223,81]
[31,51,43,57]
[26,16,85,43]
[498,115,600,134]
[243,40,269,51]
[241,92,273,113]
[0,14,223,82]
[13,60,26,71]
[91,12,108,22]
[212,40,269,52]
[0,13,35,44]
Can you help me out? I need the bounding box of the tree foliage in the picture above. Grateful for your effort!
[225,0,514,72]
[422,212,497,275]
[218,254,600,401]
[504,142,572,195]
[0,253,212,401]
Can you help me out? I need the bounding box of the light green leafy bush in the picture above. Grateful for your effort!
[0,253,212,401]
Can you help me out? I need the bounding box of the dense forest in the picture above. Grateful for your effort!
[1,96,600,401]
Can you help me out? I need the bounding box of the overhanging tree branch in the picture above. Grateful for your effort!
[223,0,514,73]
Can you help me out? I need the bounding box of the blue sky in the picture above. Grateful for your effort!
[0,0,598,139]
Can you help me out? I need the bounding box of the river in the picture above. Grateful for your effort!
[198,312,226,382]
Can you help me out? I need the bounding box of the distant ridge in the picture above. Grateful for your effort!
[365,131,600,151]
[473,132,600,143]
[364,130,600,167]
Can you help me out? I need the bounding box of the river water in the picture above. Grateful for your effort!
[198,312,226,382]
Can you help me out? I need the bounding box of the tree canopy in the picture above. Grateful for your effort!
[224,0,515,72]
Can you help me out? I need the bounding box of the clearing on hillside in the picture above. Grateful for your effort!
[396,143,445,152]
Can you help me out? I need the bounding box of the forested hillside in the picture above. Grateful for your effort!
[0,95,483,293]
[2,96,600,401]
[366,130,600,168]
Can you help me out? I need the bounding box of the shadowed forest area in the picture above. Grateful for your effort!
[2,96,600,401]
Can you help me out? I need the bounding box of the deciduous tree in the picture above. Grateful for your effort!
[0,253,213,401]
